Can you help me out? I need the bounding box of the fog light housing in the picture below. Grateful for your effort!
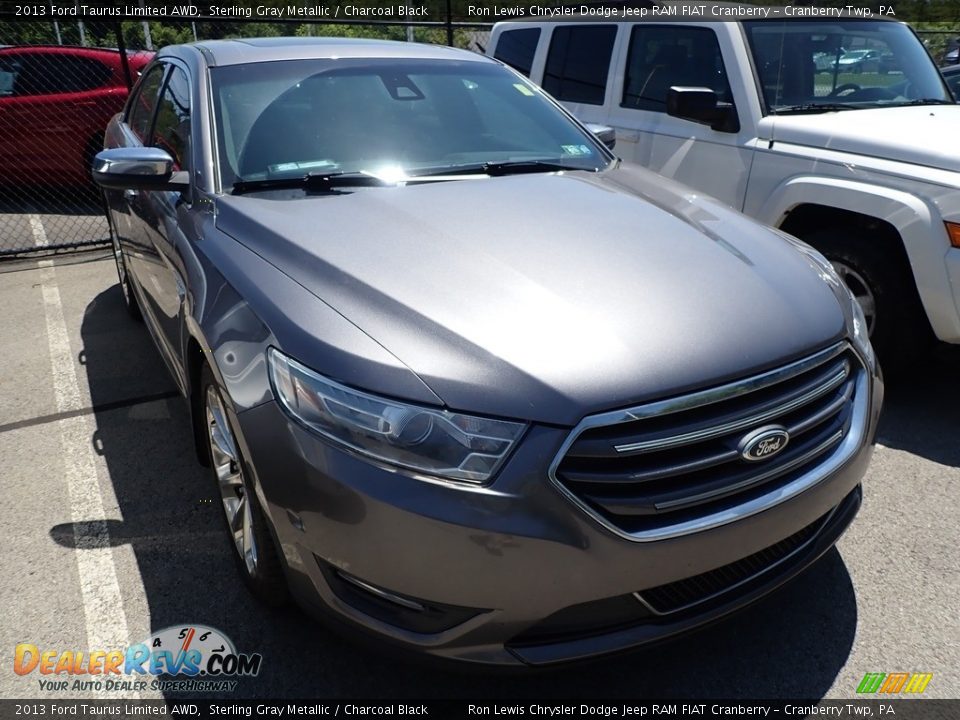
[316,557,483,634]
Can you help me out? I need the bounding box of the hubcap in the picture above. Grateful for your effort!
[831,261,877,336]
[205,386,258,575]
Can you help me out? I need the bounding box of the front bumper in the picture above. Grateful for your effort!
[235,366,882,667]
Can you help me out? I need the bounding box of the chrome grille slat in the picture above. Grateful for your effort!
[562,382,853,486]
[608,360,849,456]
[785,382,853,437]
[548,342,867,542]
[581,427,845,515]
[590,342,848,424]
[561,447,740,485]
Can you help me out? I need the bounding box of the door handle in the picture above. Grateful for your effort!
[123,189,138,201]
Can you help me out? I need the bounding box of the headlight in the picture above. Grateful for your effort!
[267,348,526,484]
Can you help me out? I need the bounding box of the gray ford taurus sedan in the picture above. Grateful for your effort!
[93,37,882,666]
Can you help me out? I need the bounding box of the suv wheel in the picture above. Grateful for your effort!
[807,230,931,373]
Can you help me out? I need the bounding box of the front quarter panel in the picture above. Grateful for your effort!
[748,168,960,342]
[188,214,445,414]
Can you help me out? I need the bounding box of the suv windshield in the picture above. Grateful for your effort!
[743,20,951,113]
[210,58,611,189]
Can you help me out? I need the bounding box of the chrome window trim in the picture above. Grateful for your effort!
[547,342,869,543]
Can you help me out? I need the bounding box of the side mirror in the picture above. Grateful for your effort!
[92,147,188,191]
[585,123,617,150]
[666,87,740,134]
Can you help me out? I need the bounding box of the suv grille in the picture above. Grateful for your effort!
[551,343,864,540]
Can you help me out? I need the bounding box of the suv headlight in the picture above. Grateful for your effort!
[267,348,526,484]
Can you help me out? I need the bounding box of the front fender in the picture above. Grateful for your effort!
[756,175,960,342]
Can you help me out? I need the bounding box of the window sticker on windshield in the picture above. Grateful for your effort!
[561,145,592,157]
[513,83,535,96]
[268,160,336,174]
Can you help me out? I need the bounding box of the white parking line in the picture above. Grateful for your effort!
[29,214,48,248]
[37,259,135,699]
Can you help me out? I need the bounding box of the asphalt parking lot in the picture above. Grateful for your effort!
[1,248,958,701]
[0,193,109,257]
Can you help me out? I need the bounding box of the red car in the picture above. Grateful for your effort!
[0,46,153,187]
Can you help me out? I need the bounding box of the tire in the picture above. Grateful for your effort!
[201,365,289,606]
[805,230,932,374]
[107,214,142,322]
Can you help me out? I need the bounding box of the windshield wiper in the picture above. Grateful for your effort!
[232,171,386,195]
[772,103,859,115]
[410,160,586,178]
[886,98,955,107]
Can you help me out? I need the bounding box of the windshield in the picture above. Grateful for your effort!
[210,58,611,189]
[743,20,950,112]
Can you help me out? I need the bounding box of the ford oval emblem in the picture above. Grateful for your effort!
[739,426,790,462]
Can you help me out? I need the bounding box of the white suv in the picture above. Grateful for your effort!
[488,15,960,368]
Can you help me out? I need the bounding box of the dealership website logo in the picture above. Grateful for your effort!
[856,672,933,694]
[14,625,261,693]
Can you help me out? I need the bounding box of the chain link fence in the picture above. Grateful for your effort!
[1,14,950,259]
[0,17,491,258]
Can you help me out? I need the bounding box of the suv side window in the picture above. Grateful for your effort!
[493,28,541,77]
[127,64,166,142]
[543,25,617,105]
[622,26,733,111]
[151,65,191,172]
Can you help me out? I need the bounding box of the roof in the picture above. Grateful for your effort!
[184,37,490,68]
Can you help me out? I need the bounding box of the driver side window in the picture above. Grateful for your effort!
[622,26,733,112]
[151,66,191,173]
[127,64,166,142]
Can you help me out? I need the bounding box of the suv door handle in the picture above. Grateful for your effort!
[123,189,138,201]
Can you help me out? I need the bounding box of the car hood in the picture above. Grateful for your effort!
[769,105,960,173]
[216,167,846,425]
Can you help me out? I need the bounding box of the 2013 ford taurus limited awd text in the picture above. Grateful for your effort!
[93,38,882,667]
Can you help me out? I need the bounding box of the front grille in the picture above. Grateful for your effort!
[637,508,831,615]
[552,343,863,539]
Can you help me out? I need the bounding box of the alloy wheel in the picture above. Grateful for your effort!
[831,260,877,336]
[205,385,259,576]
